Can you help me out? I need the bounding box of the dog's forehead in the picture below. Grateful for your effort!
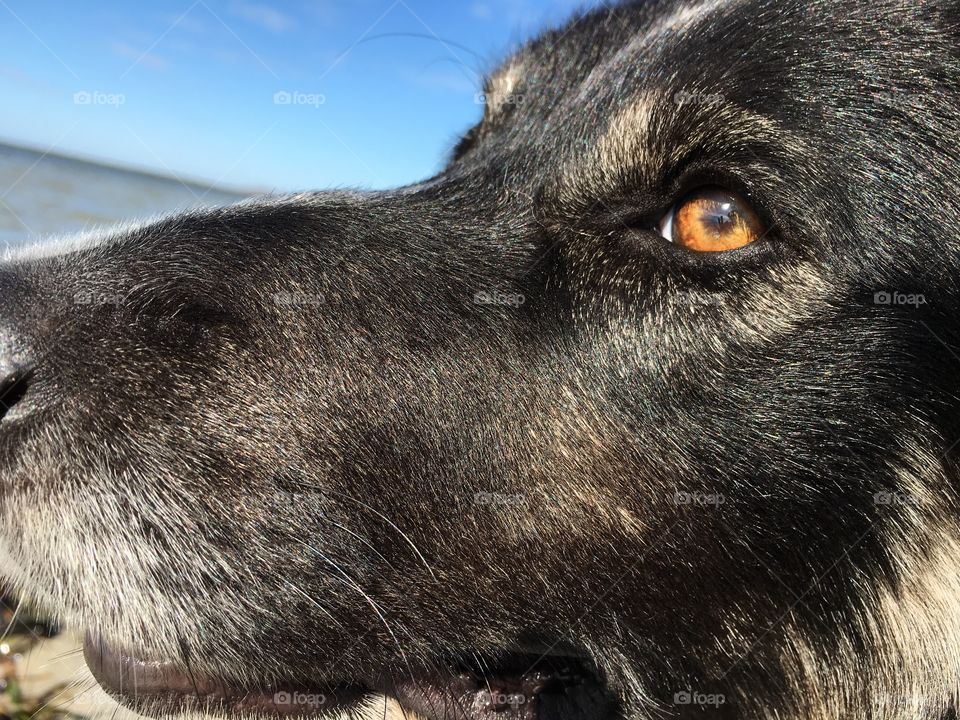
[478,0,788,166]
[477,0,763,183]
[484,0,919,139]
[474,0,939,199]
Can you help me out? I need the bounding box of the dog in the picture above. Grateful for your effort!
[3,0,960,717]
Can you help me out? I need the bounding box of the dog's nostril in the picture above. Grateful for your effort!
[0,365,34,421]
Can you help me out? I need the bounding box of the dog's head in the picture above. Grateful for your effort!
[3,0,960,718]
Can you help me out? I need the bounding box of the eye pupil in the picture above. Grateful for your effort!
[660,186,765,253]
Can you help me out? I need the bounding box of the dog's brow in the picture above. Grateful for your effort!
[553,91,800,203]
[646,0,734,37]
[596,91,660,178]
[550,90,665,197]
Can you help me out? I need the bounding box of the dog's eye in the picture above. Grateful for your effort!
[657,187,765,252]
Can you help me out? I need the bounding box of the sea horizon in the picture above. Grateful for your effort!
[0,142,254,249]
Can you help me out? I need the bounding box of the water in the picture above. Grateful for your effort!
[0,143,248,251]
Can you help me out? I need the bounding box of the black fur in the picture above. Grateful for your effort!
[2,0,960,718]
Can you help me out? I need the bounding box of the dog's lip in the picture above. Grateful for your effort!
[82,634,368,718]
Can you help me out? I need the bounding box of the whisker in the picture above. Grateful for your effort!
[315,487,437,580]
[282,579,345,630]
[292,539,416,687]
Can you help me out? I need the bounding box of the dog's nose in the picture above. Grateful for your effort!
[0,334,34,421]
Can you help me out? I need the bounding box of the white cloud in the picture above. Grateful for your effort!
[470,3,492,20]
[111,42,170,71]
[230,3,296,33]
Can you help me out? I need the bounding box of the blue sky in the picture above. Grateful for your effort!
[0,0,601,193]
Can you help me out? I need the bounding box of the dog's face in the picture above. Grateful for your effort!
[3,0,960,718]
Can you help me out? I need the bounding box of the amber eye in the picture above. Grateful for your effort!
[657,187,766,252]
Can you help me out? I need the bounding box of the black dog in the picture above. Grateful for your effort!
[2,0,960,718]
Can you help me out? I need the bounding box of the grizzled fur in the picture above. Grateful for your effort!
[3,0,960,717]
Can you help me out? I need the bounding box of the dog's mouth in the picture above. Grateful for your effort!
[84,635,616,720]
